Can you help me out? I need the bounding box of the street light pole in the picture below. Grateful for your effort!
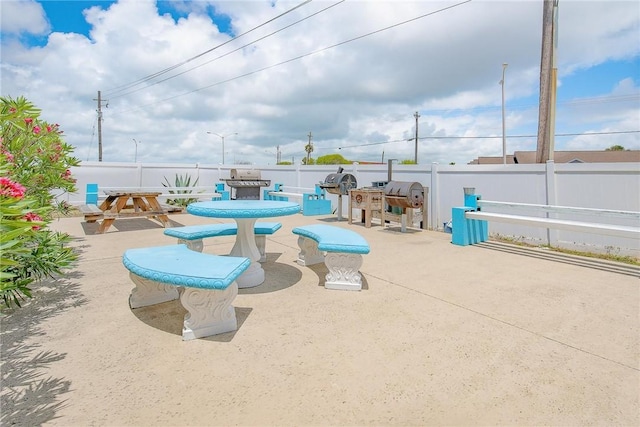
[132,138,140,163]
[413,111,420,164]
[207,132,237,164]
[500,63,508,164]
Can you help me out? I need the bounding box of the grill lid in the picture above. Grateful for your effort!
[229,169,261,180]
[320,167,357,195]
[384,181,424,208]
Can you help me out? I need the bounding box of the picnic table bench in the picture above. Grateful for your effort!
[292,224,370,291]
[81,190,172,233]
[164,222,282,261]
[123,244,250,340]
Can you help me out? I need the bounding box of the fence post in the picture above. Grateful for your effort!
[430,162,439,230]
[452,187,488,246]
[545,160,558,247]
[136,163,143,187]
[86,183,99,204]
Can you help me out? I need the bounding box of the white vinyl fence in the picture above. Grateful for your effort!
[61,161,640,256]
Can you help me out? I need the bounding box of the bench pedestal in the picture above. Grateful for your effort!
[324,252,364,291]
[181,285,238,340]
[128,273,239,340]
[296,238,364,291]
[296,236,326,266]
[129,274,180,308]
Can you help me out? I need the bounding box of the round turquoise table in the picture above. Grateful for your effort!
[187,200,300,288]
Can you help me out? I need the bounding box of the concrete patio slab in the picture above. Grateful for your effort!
[1,211,638,426]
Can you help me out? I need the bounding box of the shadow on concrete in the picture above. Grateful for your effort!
[81,218,185,235]
[0,272,88,426]
[316,216,349,223]
[477,241,640,278]
[240,256,303,295]
[130,300,253,343]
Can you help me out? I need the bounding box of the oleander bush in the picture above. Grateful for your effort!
[1,96,80,308]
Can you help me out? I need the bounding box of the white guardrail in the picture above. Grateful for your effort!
[452,190,640,246]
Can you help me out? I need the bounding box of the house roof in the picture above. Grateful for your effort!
[467,150,640,164]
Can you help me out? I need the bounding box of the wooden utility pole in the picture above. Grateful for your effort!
[93,90,108,162]
[414,111,420,163]
[536,0,558,163]
[305,132,313,164]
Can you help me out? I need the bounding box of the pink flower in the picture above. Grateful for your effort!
[24,118,33,125]
[24,212,43,230]
[33,126,41,134]
[3,152,14,163]
[61,169,76,182]
[0,177,26,199]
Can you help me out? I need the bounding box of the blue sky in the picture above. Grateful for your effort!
[34,0,234,43]
[1,0,638,165]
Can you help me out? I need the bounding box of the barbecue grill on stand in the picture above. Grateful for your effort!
[225,169,271,200]
[382,181,428,231]
[384,181,424,209]
[319,167,357,220]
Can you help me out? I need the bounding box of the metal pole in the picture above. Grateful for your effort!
[97,91,103,162]
[132,139,140,163]
[501,63,508,164]
[207,132,237,164]
[413,111,420,163]
[221,136,225,164]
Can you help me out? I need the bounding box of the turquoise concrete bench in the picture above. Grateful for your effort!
[164,222,282,262]
[122,244,250,340]
[292,224,370,291]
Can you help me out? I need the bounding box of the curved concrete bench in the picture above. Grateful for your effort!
[122,244,250,340]
[292,224,370,291]
[164,222,282,262]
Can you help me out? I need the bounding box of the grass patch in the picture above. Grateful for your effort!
[491,235,639,266]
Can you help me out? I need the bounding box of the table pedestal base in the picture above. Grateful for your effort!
[235,262,265,288]
[231,218,265,288]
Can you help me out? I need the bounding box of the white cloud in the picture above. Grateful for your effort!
[1,0,638,166]
[0,0,49,35]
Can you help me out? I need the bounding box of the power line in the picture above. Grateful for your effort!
[333,130,639,150]
[421,93,640,116]
[110,0,473,116]
[108,0,346,100]
[103,0,314,97]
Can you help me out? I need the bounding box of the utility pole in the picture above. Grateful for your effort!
[93,90,108,162]
[536,0,558,163]
[305,132,313,165]
[500,63,508,164]
[413,111,420,163]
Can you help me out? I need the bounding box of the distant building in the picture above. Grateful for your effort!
[467,150,640,165]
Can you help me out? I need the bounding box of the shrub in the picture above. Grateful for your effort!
[1,96,79,308]
[162,173,200,207]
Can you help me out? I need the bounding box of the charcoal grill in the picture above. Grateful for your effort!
[319,167,357,195]
[384,181,424,209]
[225,169,271,200]
[318,167,357,220]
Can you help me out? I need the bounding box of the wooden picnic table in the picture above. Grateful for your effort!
[96,190,171,234]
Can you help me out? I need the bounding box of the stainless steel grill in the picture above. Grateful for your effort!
[319,167,357,195]
[225,169,271,200]
[384,181,424,209]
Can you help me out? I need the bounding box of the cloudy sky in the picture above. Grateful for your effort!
[1,0,639,165]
